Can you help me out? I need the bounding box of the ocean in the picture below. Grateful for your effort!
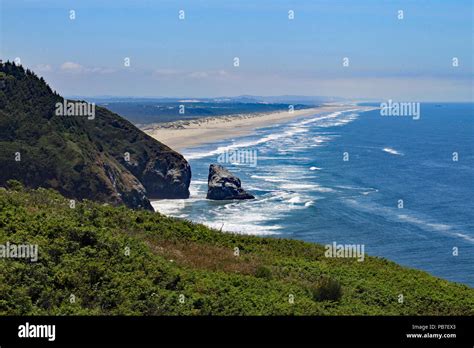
[152,103,474,287]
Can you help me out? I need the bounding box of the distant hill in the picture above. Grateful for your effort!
[213,95,346,105]
[80,95,344,105]
[0,62,191,210]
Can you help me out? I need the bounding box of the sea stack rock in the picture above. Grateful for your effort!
[206,164,255,200]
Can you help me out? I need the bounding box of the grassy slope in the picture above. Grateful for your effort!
[0,185,473,315]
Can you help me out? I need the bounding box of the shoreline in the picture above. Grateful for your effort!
[141,104,374,152]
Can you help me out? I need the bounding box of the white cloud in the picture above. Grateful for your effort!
[188,70,230,79]
[152,69,181,77]
[60,61,84,72]
[89,67,116,74]
[59,62,115,74]
[188,71,209,78]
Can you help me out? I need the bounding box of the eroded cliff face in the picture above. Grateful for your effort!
[139,158,191,199]
[0,62,191,210]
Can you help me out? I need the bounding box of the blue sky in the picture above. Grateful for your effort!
[1,0,472,100]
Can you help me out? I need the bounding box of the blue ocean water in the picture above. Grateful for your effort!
[152,103,474,287]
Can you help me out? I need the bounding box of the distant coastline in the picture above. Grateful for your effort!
[142,104,374,151]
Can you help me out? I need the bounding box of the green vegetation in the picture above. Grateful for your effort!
[311,276,342,302]
[0,62,191,210]
[0,184,473,315]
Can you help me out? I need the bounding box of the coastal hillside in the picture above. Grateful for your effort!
[0,62,191,210]
[1,184,472,315]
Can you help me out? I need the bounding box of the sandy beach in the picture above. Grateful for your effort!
[141,104,371,151]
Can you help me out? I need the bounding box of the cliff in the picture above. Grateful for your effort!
[0,62,191,209]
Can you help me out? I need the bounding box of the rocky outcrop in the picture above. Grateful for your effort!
[135,153,191,199]
[206,164,254,200]
[0,62,191,210]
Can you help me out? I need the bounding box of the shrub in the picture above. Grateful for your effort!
[254,265,272,280]
[311,276,342,302]
[5,179,23,191]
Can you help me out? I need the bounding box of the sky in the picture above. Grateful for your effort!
[1,0,473,101]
